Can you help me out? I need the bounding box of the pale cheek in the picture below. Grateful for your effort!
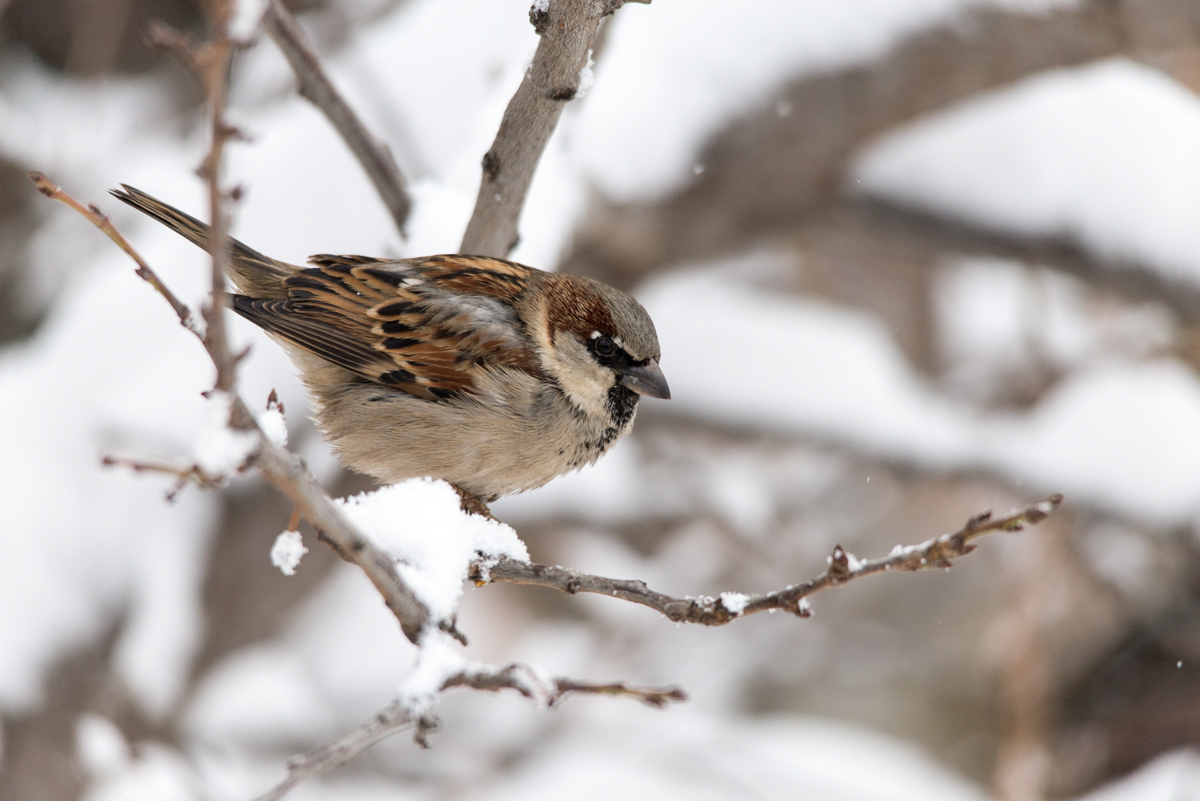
[569,364,612,401]
[544,336,614,421]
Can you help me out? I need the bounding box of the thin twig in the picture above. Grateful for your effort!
[444,663,686,708]
[37,0,446,746]
[196,4,239,396]
[31,175,435,644]
[261,0,412,236]
[101,452,231,500]
[255,664,684,801]
[254,699,411,801]
[459,0,649,257]
[475,495,1064,624]
[144,20,205,80]
[28,172,202,336]
[160,6,428,640]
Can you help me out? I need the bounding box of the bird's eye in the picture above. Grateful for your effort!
[594,336,616,357]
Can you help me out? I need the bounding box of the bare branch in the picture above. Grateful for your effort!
[101,452,231,500]
[28,172,202,336]
[475,495,1064,624]
[145,12,242,393]
[256,664,684,801]
[444,663,686,709]
[195,14,239,396]
[30,174,436,644]
[254,699,411,801]
[841,197,1200,325]
[150,11,440,646]
[261,0,412,236]
[144,20,205,80]
[564,0,1200,289]
[459,0,648,257]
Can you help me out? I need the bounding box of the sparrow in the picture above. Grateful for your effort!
[111,186,670,504]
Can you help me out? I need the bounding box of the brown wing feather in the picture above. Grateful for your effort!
[233,255,544,400]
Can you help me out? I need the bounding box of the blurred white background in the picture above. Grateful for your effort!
[3,0,1200,799]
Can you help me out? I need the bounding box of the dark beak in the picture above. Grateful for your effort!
[619,359,671,400]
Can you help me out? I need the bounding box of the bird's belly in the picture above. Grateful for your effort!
[314,379,626,500]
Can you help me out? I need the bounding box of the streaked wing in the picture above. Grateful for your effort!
[233,254,543,400]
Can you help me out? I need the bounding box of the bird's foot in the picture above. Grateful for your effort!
[453,484,495,520]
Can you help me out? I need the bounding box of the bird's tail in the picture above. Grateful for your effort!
[110,185,295,299]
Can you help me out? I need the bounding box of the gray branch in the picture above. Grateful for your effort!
[255,664,684,801]
[28,175,435,645]
[841,197,1200,325]
[133,4,435,643]
[31,175,687,801]
[459,0,649,257]
[262,0,412,237]
[252,426,434,643]
[474,495,1064,624]
[563,0,1200,289]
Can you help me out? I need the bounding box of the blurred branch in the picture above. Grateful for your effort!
[839,197,1200,324]
[475,495,1063,623]
[643,409,1082,512]
[565,0,1200,288]
[459,0,649,257]
[100,452,230,501]
[257,664,684,801]
[144,20,205,81]
[261,0,412,237]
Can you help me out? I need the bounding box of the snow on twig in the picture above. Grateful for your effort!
[270,530,307,576]
[474,495,1065,624]
[29,169,679,801]
[254,631,684,801]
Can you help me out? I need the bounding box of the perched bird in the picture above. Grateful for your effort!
[111,186,669,505]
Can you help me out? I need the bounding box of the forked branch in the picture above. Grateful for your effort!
[30,172,1059,801]
[27,172,436,645]
[122,4,433,640]
[255,664,684,801]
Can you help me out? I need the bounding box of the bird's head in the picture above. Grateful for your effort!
[532,274,669,430]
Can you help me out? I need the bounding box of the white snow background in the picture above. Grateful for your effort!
[3,0,1200,798]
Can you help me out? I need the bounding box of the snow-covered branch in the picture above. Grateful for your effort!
[30,163,679,801]
[564,0,1200,290]
[475,495,1063,624]
[26,6,1075,800]
[261,0,412,236]
[256,658,684,801]
[459,0,649,257]
[105,2,442,643]
[840,197,1200,326]
[29,193,436,644]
